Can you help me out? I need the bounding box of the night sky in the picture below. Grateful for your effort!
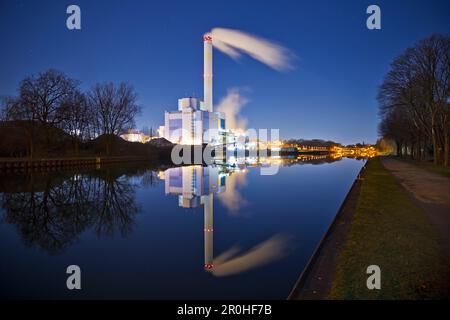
[1,0,449,144]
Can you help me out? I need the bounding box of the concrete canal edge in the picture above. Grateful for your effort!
[287,160,368,300]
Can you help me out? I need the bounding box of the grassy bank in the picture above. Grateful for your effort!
[329,157,450,299]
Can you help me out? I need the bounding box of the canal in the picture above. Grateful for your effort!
[0,156,365,299]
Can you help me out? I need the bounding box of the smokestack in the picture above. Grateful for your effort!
[203,34,213,112]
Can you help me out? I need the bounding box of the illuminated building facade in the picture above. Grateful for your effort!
[164,97,226,145]
[162,35,226,145]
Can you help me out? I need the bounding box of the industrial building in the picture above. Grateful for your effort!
[161,35,227,146]
[164,97,226,145]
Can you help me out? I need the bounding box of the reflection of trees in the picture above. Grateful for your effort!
[91,175,138,237]
[0,171,139,255]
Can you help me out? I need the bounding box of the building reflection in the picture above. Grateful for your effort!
[0,155,350,259]
[159,165,232,271]
[159,164,294,276]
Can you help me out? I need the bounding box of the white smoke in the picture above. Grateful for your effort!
[216,88,248,130]
[207,28,295,72]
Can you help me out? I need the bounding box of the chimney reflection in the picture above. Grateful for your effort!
[162,165,229,271]
[203,194,214,270]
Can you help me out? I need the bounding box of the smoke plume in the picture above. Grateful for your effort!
[216,88,248,130]
[207,28,295,72]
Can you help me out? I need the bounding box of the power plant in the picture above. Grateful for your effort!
[162,34,227,145]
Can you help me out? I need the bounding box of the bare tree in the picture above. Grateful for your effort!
[88,82,141,155]
[378,34,450,165]
[2,70,145,158]
[18,69,80,153]
[60,90,92,155]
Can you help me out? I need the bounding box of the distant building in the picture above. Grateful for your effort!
[120,129,150,143]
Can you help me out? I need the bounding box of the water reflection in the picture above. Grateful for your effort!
[0,155,367,298]
[0,170,139,254]
[160,165,233,271]
[0,155,362,258]
[160,165,293,276]
[217,168,248,214]
[211,234,292,277]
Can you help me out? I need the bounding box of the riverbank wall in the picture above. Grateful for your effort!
[287,160,368,299]
[0,156,152,173]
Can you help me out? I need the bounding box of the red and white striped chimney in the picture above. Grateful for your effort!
[203,34,213,112]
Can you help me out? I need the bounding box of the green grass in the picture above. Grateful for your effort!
[398,157,450,179]
[329,157,450,299]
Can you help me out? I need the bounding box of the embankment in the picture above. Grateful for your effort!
[289,157,450,299]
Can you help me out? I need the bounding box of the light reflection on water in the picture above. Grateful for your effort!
[0,156,365,299]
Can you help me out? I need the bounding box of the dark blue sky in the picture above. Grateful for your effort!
[1,0,449,144]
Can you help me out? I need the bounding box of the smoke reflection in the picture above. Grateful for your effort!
[217,168,248,214]
[211,234,292,277]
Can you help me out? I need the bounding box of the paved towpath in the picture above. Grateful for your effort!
[381,158,450,257]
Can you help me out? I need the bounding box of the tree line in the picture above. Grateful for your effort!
[378,34,450,166]
[1,69,141,157]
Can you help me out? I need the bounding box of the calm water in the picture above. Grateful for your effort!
[0,156,364,299]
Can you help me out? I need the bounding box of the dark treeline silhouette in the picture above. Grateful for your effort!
[378,34,450,166]
[0,166,160,255]
[285,139,341,148]
[0,69,142,157]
